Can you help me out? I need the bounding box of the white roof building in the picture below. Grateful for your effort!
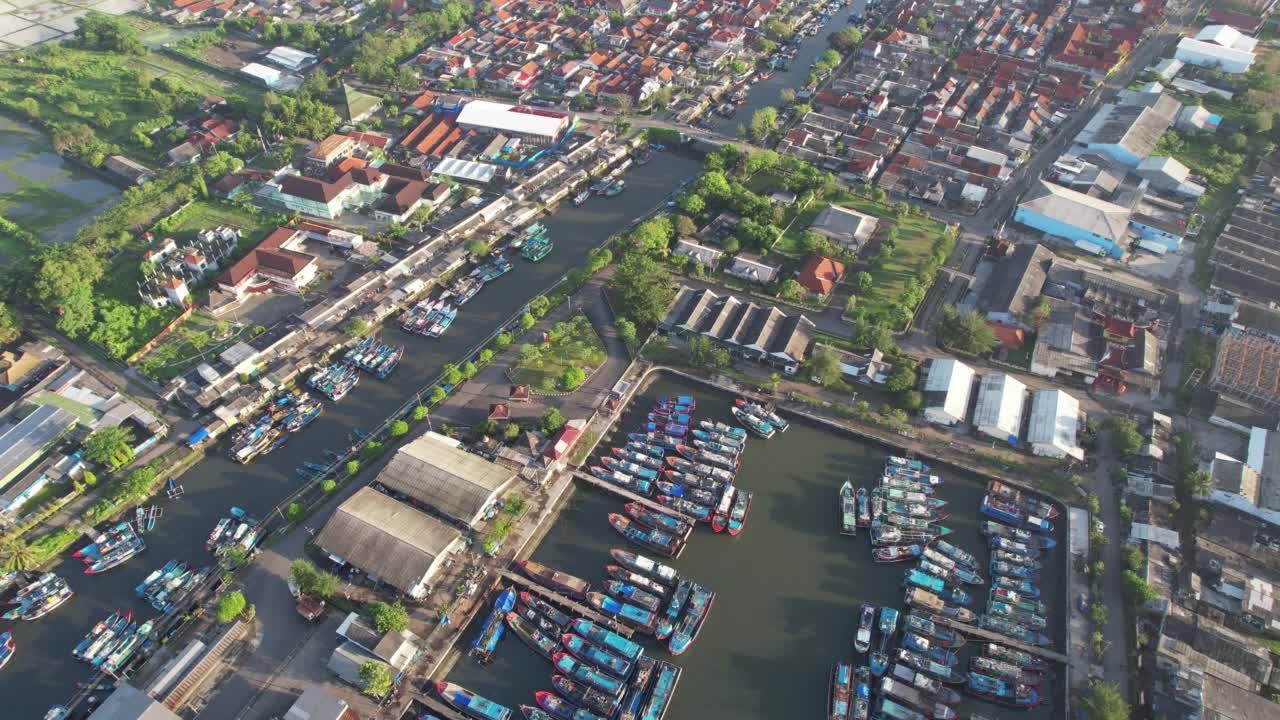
[1025,389,1083,460]
[457,100,571,142]
[265,46,317,72]
[1176,25,1258,73]
[240,62,284,88]
[922,359,975,427]
[433,157,498,184]
[971,373,1027,442]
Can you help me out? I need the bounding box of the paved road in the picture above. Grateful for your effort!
[1087,432,1131,699]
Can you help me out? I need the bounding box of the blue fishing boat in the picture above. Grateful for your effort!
[0,632,13,670]
[980,520,1056,549]
[902,633,958,667]
[553,651,625,696]
[980,494,1053,533]
[551,676,620,717]
[895,649,966,684]
[870,606,899,676]
[830,662,854,720]
[602,456,659,480]
[992,575,1040,597]
[470,588,516,662]
[608,513,683,558]
[570,618,644,660]
[852,666,872,720]
[965,672,1040,707]
[627,432,681,449]
[436,682,512,720]
[977,615,1050,647]
[624,441,667,458]
[904,570,971,606]
[623,502,692,540]
[902,613,965,648]
[532,692,604,720]
[668,582,714,655]
[586,592,657,634]
[638,661,680,720]
[612,448,664,470]
[562,633,634,678]
[617,656,657,720]
[604,580,663,612]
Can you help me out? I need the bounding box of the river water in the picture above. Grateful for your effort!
[0,153,704,717]
[447,376,1066,720]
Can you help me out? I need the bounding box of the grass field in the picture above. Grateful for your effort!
[510,314,606,393]
[137,311,250,381]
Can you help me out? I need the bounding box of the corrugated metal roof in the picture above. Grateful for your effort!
[374,433,514,525]
[971,373,1027,439]
[1025,389,1082,458]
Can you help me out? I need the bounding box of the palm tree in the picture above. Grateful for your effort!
[0,540,39,572]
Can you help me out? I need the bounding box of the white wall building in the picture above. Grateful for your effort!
[1175,25,1257,74]
[971,373,1027,442]
[1025,389,1084,460]
[922,359,976,426]
[456,100,572,144]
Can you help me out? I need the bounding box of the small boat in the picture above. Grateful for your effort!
[436,681,513,720]
[698,420,745,437]
[608,513,683,558]
[668,582,714,655]
[552,651,626,696]
[603,579,664,613]
[470,587,516,662]
[572,189,591,206]
[988,601,1048,629]
[977,615,1050,647]
[855,604,875,654]
[517,560,590,599]
[612,448,664,470]
[889,663,963,704]
[532,692,605,720]
[988,481,1059,519]
[734,399,788,431]
[874,487,947,509]
[551,675,620,717]
[980,520,1056,549]
[989,536,1040,558]
[665,456,733,483]
[903,613,965,648]
[660,469,725,493]
[625,441,667,458]
[603,457,659,480]
[609,548,679,585]
[658,579,692,635]
[932,540,978,571]
[604,566,670,598]
[617,656,657,720]
[710,487,735,533]
[654,480,718,507]
[570,618,644,660]
[589,465,654,497]
[840,481,858,536]
[0,632,13,670]
[904,588,975,623]
[726,489,752,536]
[990,559,1038,582]
[690,428,744,450]
[731,406,775,438]
[992,575,1040,597]
[675,444,736,471]
[856,487,872,527]
[623,502,692,539]
[505,611,558,660]
[86,536,145,574]
[562,633,634,679]
[874,544,922,563]
[903,570,971,606]
[638,661,680,720]
[830,662,854,720]
[692,437,741,459]
[102,619,154,672]
[887,456,929,472]
[920,548,984,585]
[15,583,74,621]
[520,593,573,629]
[965,672,1040,707]
[515,602,563,637]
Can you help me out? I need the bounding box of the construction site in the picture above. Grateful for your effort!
[1210,329,1280,412]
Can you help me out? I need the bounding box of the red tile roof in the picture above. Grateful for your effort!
[797,255,845,296]
[217,227,315,289]
[989,323,1026,350]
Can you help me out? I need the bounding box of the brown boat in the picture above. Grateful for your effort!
[517,560,590,599]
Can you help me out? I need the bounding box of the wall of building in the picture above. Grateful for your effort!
[1013,207,1125,258]
[1084,141,1141,168]
[1130,221,1183,250]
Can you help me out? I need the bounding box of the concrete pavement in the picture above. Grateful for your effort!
[1087,432,1132,700]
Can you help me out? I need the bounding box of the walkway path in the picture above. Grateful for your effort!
[1087,433,1131,699]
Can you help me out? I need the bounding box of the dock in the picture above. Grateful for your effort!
[496,567,635,638]
[926,614,1070,664]
[571,470,699,525]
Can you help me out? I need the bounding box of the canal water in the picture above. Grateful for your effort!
[0,154,705,717]
[448,375,1066,720]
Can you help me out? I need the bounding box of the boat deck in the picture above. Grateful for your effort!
[571,470,699,525]
[925,614,1069,664]
[413,691,469,720]
[495,567,635,638]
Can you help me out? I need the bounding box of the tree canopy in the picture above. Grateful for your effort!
[84,426,136,469]
[610,253,677,328]
[933,305,998,354]
[216,590,247,623]
[358,660,393,697]
[74,12,144,55]
[368,600,410,634]
[0,303,20,344]
[290,559,340,599]
[1080,682,1129,720]
[806,346,843,387]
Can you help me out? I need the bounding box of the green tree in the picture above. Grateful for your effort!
[74,12,144,54]
[898,390,923,411]
[389,419,409,437]
[561,367,587,391]
[504,422,521,441]
[84,426,136,468]
[478,349,494,364]
[678,193,705,216]
[368,600,410,634]
[1122,569,1157,604]
[747,107,779,142]
[674,215,698,237]
[1080,682,1129,720]
[628,216,675,255]
[217,590,247,623]
[346,459,360,476]
[0,303,20,344]
[287,502,304,521]
[429,387,447,404]
[778,278,808,302]
[933,305,998,354]
[441,363,463,385]
[610,253,676,327]
[688,335,714,366]
[884,361,918,393]
[412,405,429,422]
[358,660,393,697]
[35,245,104,310]
[345,318,370,337]
[616,317,638,349]
[0,540,39,572]
[82,470,98,487]
[466,238,489,256]
[806,346,843,387]
[1104,417,1143,456]
[290,559,340,598]
[519,312,537,333]
[829,27,864,53]
[541,407,566,433]
[322,478,337,494]
[855,271,873,294]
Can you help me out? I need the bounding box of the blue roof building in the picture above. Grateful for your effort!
[1014,180,1132,258]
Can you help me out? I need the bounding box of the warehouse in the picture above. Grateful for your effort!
[922,359,976,427]
[972,373,1028,443]
[1026,389,1084,460]
[0,404,77,490]
[374,432,516,527]
[456,100,572,145]
[314,487,464,598]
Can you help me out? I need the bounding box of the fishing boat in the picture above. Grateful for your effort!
[902,633,958,667]
[988,601,1047,629]
[980,494,1053,533]
[992,550,1040,570]
[988,481,1059,518]
[970,656,1042,685]
[980,520,1056,549]
[668,582,714,655]
[436,682,513,720]
[698,419,743,437]
[514,602,563,637]
[604,566,670,598]
[965,672,1040,708]
[589,465,653,497]
[638,661,680,720]
[881,475,936,494]
[896,649,966,684]
[664,456,733,483]
[603,457,659,480]
[870,606,899,676]
[990,559,1038,582]
[102,619,153,672]
[690,428,744,450]
[710,487,735,533]
[306,362,359,402]
[517,561,590,600]
[553,651,626,696]
[874,544,923,564]
[830,662,854,720]
[983,643,1049,671]
[870,523,941,548]
[601,180,625,197]
[977,615,1051,647]
[570,618,644,660]
[734,399,789,431]
[852,667,872,720]
[586,593,658,634]
[85,533,145,574]
[887,456,929,472]
[649,411,691,426]
[608,513,683,558]
[656,494,712,522]
[617,656,657,720]
[10,573,59,603]
[13,582,74,621]
[520,591,574,628]
[726,488,752,535]
[73,522,133,560]
[691,437,741,459]
[572,189,591,206]
[874,487,947,509]
[603,580,663,613]
[989,536,1041,558]
[660,469,725,493]
[166,476,184,499]
[992,575,1039,596]
[658,579,692,636]
[627,432,682,449]
[920,548,984,585]
[563,633,634,679]
[878,678,956,720]
[730,405,775,438]
[0,632,12,670]
[675,444,736,471]
[552,675,621,717]
[855,604,875,654]
[613,448,664,470]
[840,481,859,536]
[506,612,558,660]
[609,549,680,585]
[903,570,971,606]
[903,614,965,648]
[73,611,130,662]
[884,467,943,485]
[532,692,605,720]
[522,234,554,262]
[889,663,963,705]
[642,421,686,436]
[904,588,975,622]
[470,588,516,662]
[623,502,692,540]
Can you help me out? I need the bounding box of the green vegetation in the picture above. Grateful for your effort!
[610,253,677,329]
[216,590,246,623]
[137,311,249,382]
[934,305,998,355]
[1080,682,1129,720]
[511,315,606,392]
[358,660,393,697]
[290,559,340,599]
[83,426,136,469]
[368,600,410,634]
[349,0,473,84]
[1103,416,1143,456]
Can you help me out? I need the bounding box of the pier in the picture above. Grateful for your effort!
[926,614,1071,664]
[571,470,699,525]
[495,567,636,638]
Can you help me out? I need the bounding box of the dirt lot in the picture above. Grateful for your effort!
[200,37,266,72]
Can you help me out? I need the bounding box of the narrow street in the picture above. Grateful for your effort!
[1087,432,1132,700]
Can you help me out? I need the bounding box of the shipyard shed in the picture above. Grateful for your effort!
[1026,389,1084,460]
[374,431,516,526]
[972,373,1028,442]
[314,486,463,598]
[922,358,976,426]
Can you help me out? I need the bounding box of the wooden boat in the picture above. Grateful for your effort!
[734,398,789,431]
[697,420,744,437]
[840,481,858,536]
[903,613,965,648]
[853,666,872,720]
[590,465,653,496]
[904,588,975,622]
[990,536,1040,558]
[654,480,719,507]
[990,559,1038,581]
[933,542,975,570]
[731,405,775,438]
[871,606,898,676]
[988,601,1047,629]
[658,580,692,637]
[660,469,725,493]
[691,428,744,450]
[874,544,922,563]
[727,488,752,536]
[675,443,736,471]
[553,651,626,696]
[0,632,12,671]
[692,437,741,458]
[710,486,735,533]
[604,565,669,598]
[638,661,680,720]
[609,513,683,558]
[626,432,681,450]
[992,575,1040,596]
[617,656,657,720]
[656,495,712,522]
[988,481,1058,518]
[886,456,929,472]
[623,502,691,539]
[562,633,634,679]
[830,662,854,720]
[586,592,658,634]
[874,487,946,509]
[551,675,621,717]
[920,548,984,585]
[902,632,958,667]
[983,642,1049,671]
[470,587,516,662]
[965,672,1040,708]
[602,457,659,480]
[668,582,714,655]
[855,604,875,654]
[895,649,966,684]
[878,678,956,720]
[517,560,590,600]
[664,456,734,483]
[624,441,667,459]
[609,548,679,585]
[531,692,604,720]
[881,476,936,494]
[903,570,971,606]
[570,618,644,660]
[603,580,663,613]
[979,494,1053,533]
[612,448,664,470]
[992,550,1041,570]
[977,615,1050,647]
[436,682,513,720]
[514,603,564,639]
[889,663,962,704]
[970,656,1042,685]
[855,487,871,528]
[980,520,1056,549]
